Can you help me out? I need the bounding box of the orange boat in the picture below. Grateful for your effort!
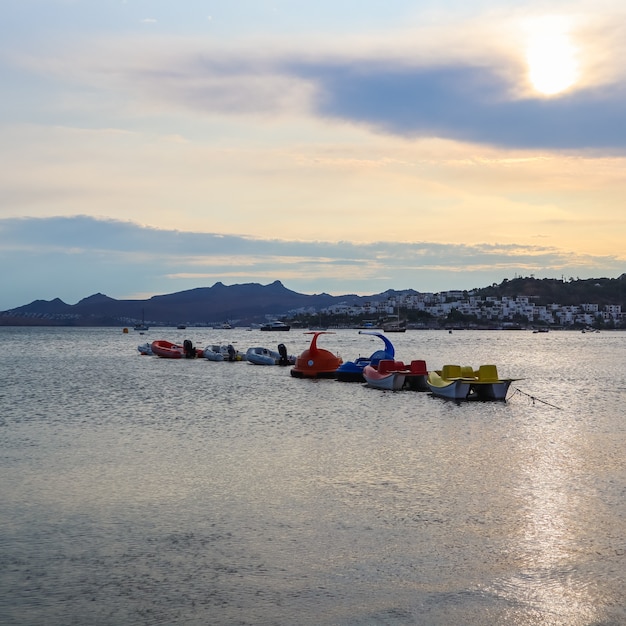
[150,339,203,359]
[290,331,343,378]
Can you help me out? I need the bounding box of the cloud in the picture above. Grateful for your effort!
[0,216,622,309]
[14,11,626,151]
[306,63,626,149]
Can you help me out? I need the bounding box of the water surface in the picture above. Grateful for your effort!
[1,327,625,625]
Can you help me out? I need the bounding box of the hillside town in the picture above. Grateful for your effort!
[293,290,625,330]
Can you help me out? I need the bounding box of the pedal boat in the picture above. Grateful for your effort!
[290,332,343,378]
[335,331,395,382]
[427,364,515,401]
[363,359,429,391]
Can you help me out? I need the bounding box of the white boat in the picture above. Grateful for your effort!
[203,346,225,361]
[203,344,244,361]
[427,364,515,401]
[134,309,149,331]
[260,321,291,331]
[246,344,295,366]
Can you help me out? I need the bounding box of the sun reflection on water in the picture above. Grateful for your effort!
[488,419,605,625]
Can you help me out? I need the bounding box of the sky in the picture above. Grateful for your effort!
[1,0,626,310]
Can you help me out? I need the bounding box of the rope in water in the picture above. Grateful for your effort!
[507,387,563,410]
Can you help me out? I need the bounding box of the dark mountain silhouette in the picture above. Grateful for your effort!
[0,280,376,327]
[1,276,624,327]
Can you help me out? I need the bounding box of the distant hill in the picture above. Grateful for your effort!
[0,280,389,327]
[1,276,624,327]
[473,275,626,306]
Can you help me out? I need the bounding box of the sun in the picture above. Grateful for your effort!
[524,16,579,96]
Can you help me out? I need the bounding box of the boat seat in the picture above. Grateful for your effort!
[441,364,462,379]
[378,359,394,374]
[410,360,428,375]
[460,365,475,378]
[394,361,405,371]
[478,364,499,382]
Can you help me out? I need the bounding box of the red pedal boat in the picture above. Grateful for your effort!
[290,331,343,378]
[363,359,429,391]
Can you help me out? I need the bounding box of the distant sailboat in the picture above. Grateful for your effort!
[378,309,406,333]
[134,309,149,331]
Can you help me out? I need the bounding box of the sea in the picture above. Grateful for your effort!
[1,326,625,626]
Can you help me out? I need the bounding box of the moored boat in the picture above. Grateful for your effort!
[335,331,396,382]
[427,364,516,401]
[246,344,295,365]
[203,345,225,361]
[290,332,343,378]
[151,339,202,359]
[134,309,149,331]
[363,359,429,391]
[137,342,153,356]
[260,321,291,331]
[379,316,406,333]
[426,366,473,400]
[203,344,244,361]
[363,360,407,390]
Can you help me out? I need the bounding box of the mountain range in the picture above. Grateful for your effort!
[0,280,414,327]
[1,276,624,327]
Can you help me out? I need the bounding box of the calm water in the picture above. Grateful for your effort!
[1,327,625,625]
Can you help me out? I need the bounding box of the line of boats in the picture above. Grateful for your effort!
[138,331,518,401]
[139,339,297,365]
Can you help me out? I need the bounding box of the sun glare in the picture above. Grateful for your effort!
[525,17,579,96]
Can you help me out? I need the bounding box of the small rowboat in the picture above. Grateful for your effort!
[137,342,153,356]
[151,339,203,359]
[203,344,245,361]
[246,344,295,365]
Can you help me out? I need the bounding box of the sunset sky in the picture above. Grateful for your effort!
[1,0,625,310]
